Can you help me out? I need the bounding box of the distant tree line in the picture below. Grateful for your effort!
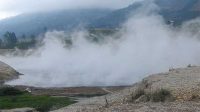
[0,32,37,49]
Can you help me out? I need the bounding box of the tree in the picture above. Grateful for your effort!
[30,34,36,44]
[3,32,18,48]
[16,34,37,49]
[0,38,3,48]
[21,34,26,40]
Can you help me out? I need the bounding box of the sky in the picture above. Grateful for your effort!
[0,0,137,20]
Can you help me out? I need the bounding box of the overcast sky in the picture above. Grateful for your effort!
[0,0,140,20]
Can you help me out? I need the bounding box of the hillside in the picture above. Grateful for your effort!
[53,66,200,112]
[158,0,200,25]
[1,0,200,37]
[93,0,200,28]
[89,2,142,28]
[0,9,111,37]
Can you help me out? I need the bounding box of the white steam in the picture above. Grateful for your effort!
[1,4,200,87]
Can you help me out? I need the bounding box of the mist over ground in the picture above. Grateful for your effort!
[1,2,200,87]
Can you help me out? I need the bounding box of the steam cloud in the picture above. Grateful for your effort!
[1,3,200,87]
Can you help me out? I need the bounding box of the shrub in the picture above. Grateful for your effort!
[0,87,24,96]
[151,89,173,102]
[130,88,174,103]
[132,89,145,100]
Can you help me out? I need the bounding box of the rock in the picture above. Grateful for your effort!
[1,108,37,112]
[0,61,21,84]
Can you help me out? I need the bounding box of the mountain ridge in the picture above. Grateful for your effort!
[1,0,200,37]
[0,9,112,37]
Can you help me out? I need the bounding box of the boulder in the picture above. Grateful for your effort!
[0,61,21,84]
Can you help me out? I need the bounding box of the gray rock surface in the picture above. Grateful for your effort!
[0,61,21,84]
[53,66,200,112]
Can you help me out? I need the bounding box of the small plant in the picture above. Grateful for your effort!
[132,89,145,101]
[190,94,200,101]
[104,96,109,108]
[151,89,173,102]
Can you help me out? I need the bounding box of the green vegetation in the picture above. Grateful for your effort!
[2,32,18,49]
[88,28,117,36]
[0,87,76,112]
[0,87,24,96]
[0,32,37,49]
[0,29,118,49]
[86,28,119,43]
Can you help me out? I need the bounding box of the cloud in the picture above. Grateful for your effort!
[0,11,18,20]
[0,0,141,19]
[0,0,138,13]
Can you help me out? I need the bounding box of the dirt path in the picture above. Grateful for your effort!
[101,88,114,94]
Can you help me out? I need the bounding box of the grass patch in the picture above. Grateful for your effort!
[0,87,76,112]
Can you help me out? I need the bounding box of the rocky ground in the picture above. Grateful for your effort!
[1,108,37,112]
[0,61,22,85]
[53,66,200,112]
